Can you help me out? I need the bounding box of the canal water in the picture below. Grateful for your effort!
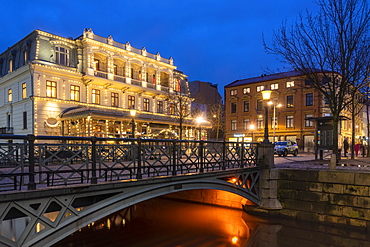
[51,197,370,247]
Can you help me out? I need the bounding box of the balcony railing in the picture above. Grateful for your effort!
[114,75,125,82]
[161,86,170,92]
[131,79,142,86]
[94,71,108,79]
[0,127,13,134]
[147,82,156,89]
[89,34,172,64]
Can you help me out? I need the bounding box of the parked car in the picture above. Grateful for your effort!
[274,141,298,156]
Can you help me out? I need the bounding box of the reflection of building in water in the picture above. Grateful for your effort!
[0,28,201,140]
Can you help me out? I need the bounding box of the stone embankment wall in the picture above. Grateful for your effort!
[164,189,248,209]
[278,169,370,229]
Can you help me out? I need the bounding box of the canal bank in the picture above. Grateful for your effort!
[249,155,370,231]
[277,168,370,229]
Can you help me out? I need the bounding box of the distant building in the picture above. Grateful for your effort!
[224,70,364,152]
[0,28,196,139]
[189,80,223,140]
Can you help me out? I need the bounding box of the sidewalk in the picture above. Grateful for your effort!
[276,152,370,170]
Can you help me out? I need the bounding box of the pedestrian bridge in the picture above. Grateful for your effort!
[0,135,263,247]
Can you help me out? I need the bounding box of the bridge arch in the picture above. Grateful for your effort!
[15,169,260,247]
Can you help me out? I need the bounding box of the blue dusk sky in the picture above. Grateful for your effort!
[0,0,319,98]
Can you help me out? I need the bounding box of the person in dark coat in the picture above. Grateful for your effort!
[343,137,349,157]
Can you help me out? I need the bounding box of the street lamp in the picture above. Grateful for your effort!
[261,89,272,144]
[196,116,205,140]
[268,101,282,143]
[249,124,255,142]
[130,109,136,138]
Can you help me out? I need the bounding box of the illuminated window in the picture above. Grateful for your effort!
[257,118,263,129]
[143,98,150,111]
[271,116,278,128]
[46,81,57,98]
[256,85,264,92]
[70,85,80,101]
[174,79,181,92]
[243,87,250,94]
[111,92,119,107]
[128,95,135,109]
[8,89,12,102]
[181,105,187,116]
[230,89,237,96]
[305,114,314,127]
[157,101,163,113]
[93,59,100,70]
[91,89,100,104]
[286,115,294,128]
[231,120,237,131]
[169,103,175,115]
[113,64,118,75]
[243,100,249,112]
[286,81,294,87]
[22,83,27,99]
[243,119,250,130]
[306,93,313,106]
[55,46,69,66]
[271,83,278,90]
[231,102,236,113]
[286,95,294,108]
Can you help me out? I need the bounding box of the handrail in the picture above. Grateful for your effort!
[0,135,259,192]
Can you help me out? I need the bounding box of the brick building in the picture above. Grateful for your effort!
[224,70,364,152]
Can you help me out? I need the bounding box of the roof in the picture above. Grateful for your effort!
[225,69,329,88]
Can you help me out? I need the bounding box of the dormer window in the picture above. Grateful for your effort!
[55,46,69,66]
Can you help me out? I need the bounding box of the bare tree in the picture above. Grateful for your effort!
[167,90,193,140]
[209,103,224,141]
[264,0,370,156]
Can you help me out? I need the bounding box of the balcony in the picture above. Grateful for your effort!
[161,86,169,93]
[131,79,142,86]
[114,75,125,83]
[0,127,13,134]
[94,71,108,79]
[147,82,156,89]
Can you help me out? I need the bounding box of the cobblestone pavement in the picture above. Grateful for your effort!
[275,152,370,170]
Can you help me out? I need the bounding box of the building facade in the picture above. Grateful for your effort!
[189,80,223,140]
[224,70,364,152]
[0,28,197,139]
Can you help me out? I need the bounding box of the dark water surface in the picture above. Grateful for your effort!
[53,197,370,247]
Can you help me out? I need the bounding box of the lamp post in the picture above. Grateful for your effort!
[268,101,282,143]
[261,89,272,144]
[249,124,255,142]
[130,109,136,138]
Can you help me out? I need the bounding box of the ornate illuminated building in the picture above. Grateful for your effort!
[0,28,196,139]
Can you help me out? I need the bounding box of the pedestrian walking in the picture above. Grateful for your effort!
[343,137,349,157]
